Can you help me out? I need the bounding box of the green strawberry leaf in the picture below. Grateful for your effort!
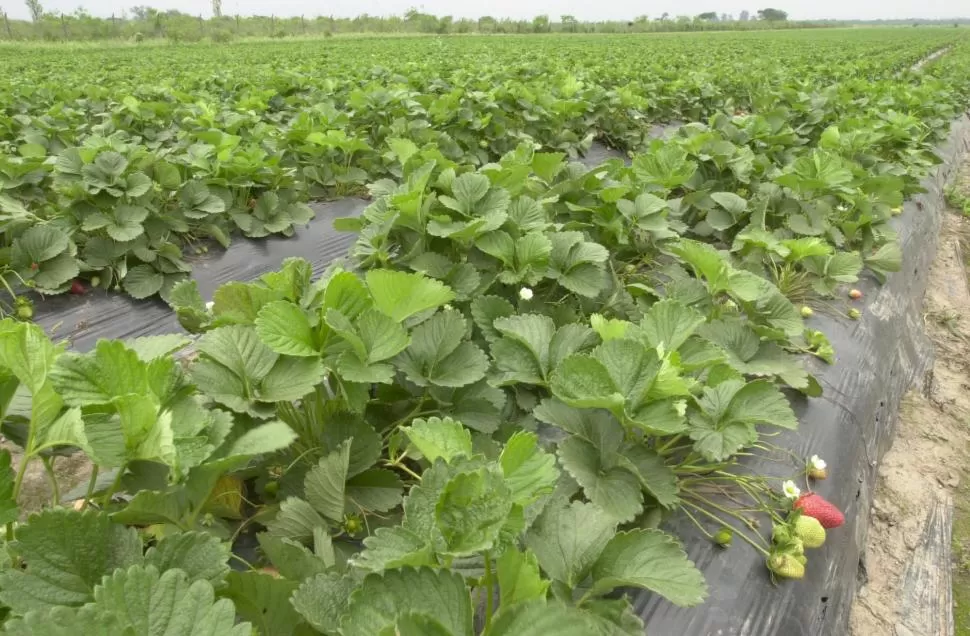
[255,301,318,357]
[340,568,473,636]
[470,295,515,342]
[402,416,473,464]
[523,500,616,587]
[496,548,549,607]
[346,469,405,514]
[123,264,164,299]
[688,379,796,461]
[304,441,351,523]
[547,232,608,297]
[589,529,707,607]
[0,509,142,615]
[365,270,455,323]
[486,600,604,636]
[549,355,624,411]
[865,242,902,282]
[499,431,559,506]
[0,321,61,393]
[352,526,434,572]
[394,311,488,388]
[221,571,303,636]
[93,565,249,636]
[616,444,679,509]
[256,533,330,581]
[143,531,230,588]
[557,437,643,523]
[435,467,513,556]
[638,299,706,352]
[291,572,358,634]
[0,449,19,526]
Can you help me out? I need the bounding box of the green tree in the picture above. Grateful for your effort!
[25,0,43,22]
[212,0,221,18]
[478,15,496,33]
[757,8,788,21]
[561,14,578,32]
[532,14,549,33]
[696,12,718,21]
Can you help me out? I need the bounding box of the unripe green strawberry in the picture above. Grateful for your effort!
[795,554,807,566]
[794,515,826,549]
[768,553,805,579]
[800,306,814,318]
[343,513,363,536]
[713,527,733,547]
[790,538,805,556]
[848,308,861,320]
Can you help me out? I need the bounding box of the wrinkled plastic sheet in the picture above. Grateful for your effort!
[633,113,970,636]
[29,115,970,635]
[33,198,364,351]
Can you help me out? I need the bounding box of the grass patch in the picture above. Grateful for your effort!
[954,450,970,635]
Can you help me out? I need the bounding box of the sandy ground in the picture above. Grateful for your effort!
[850,165,970,635]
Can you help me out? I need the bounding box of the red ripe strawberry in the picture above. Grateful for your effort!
[793,492,844,529]
[69,280,86,295]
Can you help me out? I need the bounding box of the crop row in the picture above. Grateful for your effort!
[0,30,966,309]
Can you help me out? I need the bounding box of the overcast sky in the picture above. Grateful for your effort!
[3,0,967,22]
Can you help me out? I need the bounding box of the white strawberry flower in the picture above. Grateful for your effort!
[205,301,214,311]
[782,480,801,500]
[810,455,827,471]
[519,287,534,301]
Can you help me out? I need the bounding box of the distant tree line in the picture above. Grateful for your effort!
[0,3,848,42]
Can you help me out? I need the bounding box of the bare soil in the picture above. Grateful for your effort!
[2,442,93,516]
[850,163,970,635]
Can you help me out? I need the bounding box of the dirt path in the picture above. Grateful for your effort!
[849,165,970,635]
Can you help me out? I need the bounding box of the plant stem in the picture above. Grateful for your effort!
[674,462,733,475]
[656,434,683,455]
[8,444,34,540]
[40,456,59,507]
[101,464,126,508]
[385,459,422,482]
[684,490,764,533]
[680,505,715,540]
[681,500,769,557]
[229,552,256,571]
[80,466,99,511]
[383,397,427,440]
[228,513,260,547]
[483,550,494,632]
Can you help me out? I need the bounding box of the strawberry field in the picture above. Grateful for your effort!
[0,28,969,635]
